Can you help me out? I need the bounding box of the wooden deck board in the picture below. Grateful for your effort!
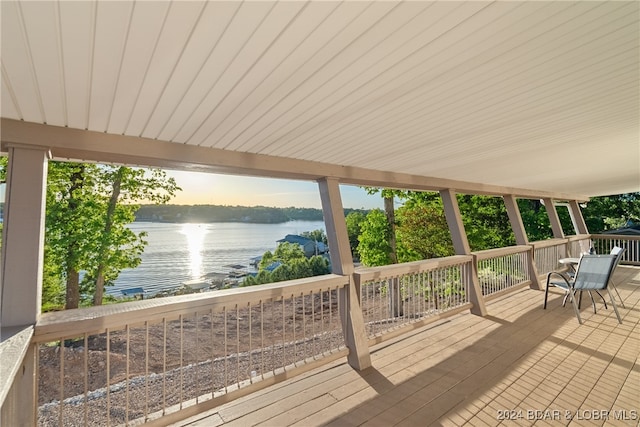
[174,266,640,427]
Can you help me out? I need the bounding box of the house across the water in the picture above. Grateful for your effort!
[277,234,328,257]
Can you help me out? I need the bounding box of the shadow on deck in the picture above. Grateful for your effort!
[175,266,640,427]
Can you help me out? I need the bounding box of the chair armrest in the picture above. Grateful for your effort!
[546,271,573,288]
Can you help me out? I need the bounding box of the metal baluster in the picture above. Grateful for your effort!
[224,306,228,393]
[195,313,199,403]
[145,321,149,421]
[106,329,110,426]
[84,334,88,426]
[236,304,240,388]
[59,338,64,427]
[126,324,130,424]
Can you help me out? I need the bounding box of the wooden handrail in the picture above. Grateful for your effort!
[0,325,34,410]
[354,255,472,282]
[529,238,567,250]
[472,245,530,261]
[34,274,349,343]
[592,234,640,242]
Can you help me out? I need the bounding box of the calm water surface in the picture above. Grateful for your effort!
[110,220,326,297]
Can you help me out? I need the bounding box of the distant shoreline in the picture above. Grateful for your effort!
[134,204,368,224]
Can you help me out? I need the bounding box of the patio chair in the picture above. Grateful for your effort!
[543,254,621,324]
[609,246,626,308]
[562,246,626,308]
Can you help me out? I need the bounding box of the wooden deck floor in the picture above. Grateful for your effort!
[175,266,640,427]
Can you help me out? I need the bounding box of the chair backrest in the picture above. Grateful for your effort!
[610,246,626,268]
[573,254,617,290]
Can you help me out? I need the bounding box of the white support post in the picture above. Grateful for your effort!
[440,189,487,316]
[0,146,48,427]
[542,198,565,239]
[503,195,528,245]
[318,178,371,370]
[1,146,49,327]
[568,200,589,235]
[503,195,542,290]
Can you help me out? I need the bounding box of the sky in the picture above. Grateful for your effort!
[165,170,384,209]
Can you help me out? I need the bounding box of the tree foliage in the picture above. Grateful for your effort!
[300,229,328,244]
[582,193,640,232]
[244,242,330,286]
[456,195,515,251]
[45,163,181,308]
[0,157,180,310]
[357,209,393,266]
[84,166,179,305]
[517,199,553,242]
[396,203,454,260]
[345,211,366,261]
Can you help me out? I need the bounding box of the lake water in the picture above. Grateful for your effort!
[109,220,326,297]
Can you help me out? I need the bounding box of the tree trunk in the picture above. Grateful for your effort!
[383,195,402,316]
[64,166,85,310]
[93,167,123,306]
[65,267,80,309]
[93,270,106,306]
[384,195,398,264]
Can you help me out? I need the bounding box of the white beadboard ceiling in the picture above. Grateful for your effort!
[1,1,638,198]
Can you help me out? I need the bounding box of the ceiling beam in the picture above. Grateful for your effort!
[1,119,588,201]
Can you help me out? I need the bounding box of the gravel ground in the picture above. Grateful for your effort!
[37,295,344,426]
[38,333,345,426]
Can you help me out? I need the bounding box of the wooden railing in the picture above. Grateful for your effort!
[1,326,35,427]
[31,275,349,427]
[530,238,569,277]
[567,234,593,257]
[473,246,532,299]
[3,235,638,426]
[592,234,640,265]
[354,256,473,344]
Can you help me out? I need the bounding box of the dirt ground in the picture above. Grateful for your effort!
[37,293,344,426]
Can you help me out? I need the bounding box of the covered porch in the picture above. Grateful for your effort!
[1,1,638,426]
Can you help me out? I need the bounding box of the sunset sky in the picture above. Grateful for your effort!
[165,170,384,209]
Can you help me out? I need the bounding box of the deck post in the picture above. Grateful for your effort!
[440,189,487,316]
[1,145,49,326]
[542,198,565,239]
[568,200,589,235]
[503,195,542,290]
[0,145,48,427]
[318,178,371,370]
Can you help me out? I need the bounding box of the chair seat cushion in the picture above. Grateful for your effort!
[548,281,572,290]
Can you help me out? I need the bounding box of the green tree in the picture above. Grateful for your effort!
[517,199,553,242]
[358,209,393,266]
[300,229,328,244]
[45,162,102,309]
[582,193,640,232]
[87,166,179,305]
[0,158,180,309]
[345,211,366,261]
[456,195,515,251]
[396,203,454,260]
[309,255,330,276]
[244,243,330,286]
[365,188,399,264]
[288,258,313,279]
[273,242,307,263]
[270,264,293,282]
[54,163,179,307]
[258,250,276,271]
